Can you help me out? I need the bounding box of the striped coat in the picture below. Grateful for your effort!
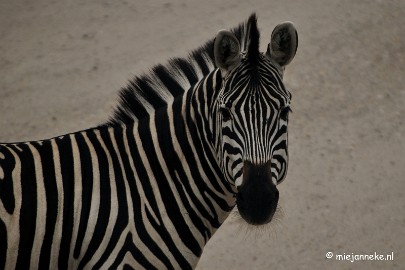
[0,13,298,269]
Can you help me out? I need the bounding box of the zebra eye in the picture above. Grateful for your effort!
[280,106,292,120]
[220,107,232,122]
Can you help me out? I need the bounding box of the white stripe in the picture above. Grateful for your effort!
[50,139,64,268]
[147,73,174,104]
[202,52,215,71]
[121,243,143,269]
[170,68,191,91]
[3,147,22,270]
[189,57,203,79]
[28,143,47,269]
[68,134,82,269]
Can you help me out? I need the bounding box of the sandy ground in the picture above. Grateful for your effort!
[1,0,404,269]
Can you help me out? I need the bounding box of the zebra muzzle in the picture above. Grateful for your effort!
[236,160,279,225]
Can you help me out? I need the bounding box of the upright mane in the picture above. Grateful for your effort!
[104,13,259,126]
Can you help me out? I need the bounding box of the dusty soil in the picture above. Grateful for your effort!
[1,0,404,269]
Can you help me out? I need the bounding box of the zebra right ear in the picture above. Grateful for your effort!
[214,30,241,77]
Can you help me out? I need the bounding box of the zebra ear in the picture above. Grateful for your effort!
[267,22,298,67]
[214,30,241,76]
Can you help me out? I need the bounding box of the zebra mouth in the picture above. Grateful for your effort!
[236,186,279,225]
[235,160,279,225]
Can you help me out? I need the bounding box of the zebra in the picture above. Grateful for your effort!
[0,14,298,269]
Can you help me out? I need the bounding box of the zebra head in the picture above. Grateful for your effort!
[212,16,298,225]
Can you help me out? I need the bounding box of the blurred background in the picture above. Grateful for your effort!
[1,0,404,269]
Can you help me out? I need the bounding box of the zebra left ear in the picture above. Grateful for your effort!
[267,22,298,67]
[214,30,241,77]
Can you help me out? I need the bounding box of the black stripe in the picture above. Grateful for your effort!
[0,146,15,214]
[172,58,199,88]
[123,264,135,270]
[153,64,184,97]
[113,86,149,122]
[190,52,210,75]
[74,133,93,259]
[34,141,58,269]
[57,136,75,270]
[14,144,37,269]
[136,77,166,109]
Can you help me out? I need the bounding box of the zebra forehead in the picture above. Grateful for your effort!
[222,74,290,108]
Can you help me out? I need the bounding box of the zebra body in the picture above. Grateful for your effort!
[0,14,298,269]
[0,92,232,269]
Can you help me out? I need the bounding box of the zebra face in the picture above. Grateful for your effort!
[213,21,297,225]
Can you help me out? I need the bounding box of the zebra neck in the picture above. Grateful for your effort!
[120,97,234,231]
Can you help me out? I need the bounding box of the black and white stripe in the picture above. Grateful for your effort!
[0,13,298,269]
[0,110,234,269]
[215,54,291,186]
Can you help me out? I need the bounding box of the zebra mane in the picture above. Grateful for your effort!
[246,15,260,67]
[104,13,259,126]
